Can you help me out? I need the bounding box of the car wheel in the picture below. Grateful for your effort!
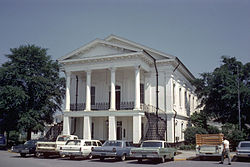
[100,157,105,161]
[70,156,75,160]
[159,156,165,163]
[137,159,142,163]
[88,153,93,159]
[20,153,26,157]
[120,154,126,161]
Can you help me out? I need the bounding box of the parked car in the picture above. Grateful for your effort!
[36,134,78,158]
[130,140,176,163]
[91,140,134,161]
[236,141,250,159]
[0,134,7,149]
[11,140,38,157]
[59,139,102,159]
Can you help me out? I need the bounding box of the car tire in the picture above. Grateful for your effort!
[20,153,26,157]
[88,153,93,159]
[35,152,41,158]
[170,155,174,161]
[100,157,105,161]
[120,154,126,161]
[137,159,142,163]
[70,156,75,160]
[159,156,165,163]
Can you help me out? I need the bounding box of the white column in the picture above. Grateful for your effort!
[182,86,186,113]
[134,66,140,110]
[108,116,116,140]
[109,68,116,111]
[133,115,141,144]
[85,70,91,111]
[167,116,175,143]
[63,116,70,135]
[83,116,91,140]
[65,71,71,111]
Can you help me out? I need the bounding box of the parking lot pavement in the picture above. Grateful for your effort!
[174,150,196,161]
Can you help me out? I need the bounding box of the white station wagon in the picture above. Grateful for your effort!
[59,139,102,159]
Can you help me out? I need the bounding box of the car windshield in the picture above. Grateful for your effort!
[66,140,81,146]
[142,142,162,147]
[103,141,122,147]
[24,140,36,145]
[240,143,250,147]
[57,136,70,141]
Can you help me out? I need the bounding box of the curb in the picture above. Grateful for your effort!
[174,158,186,161]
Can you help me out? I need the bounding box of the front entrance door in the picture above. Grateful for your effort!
[109,85,121,110]
[116,91,120,110]
[117,121,122,140]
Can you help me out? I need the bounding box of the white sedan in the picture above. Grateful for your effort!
[236,141,250,158]
[59,139,102,159]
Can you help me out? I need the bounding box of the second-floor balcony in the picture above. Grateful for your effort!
[70,101,135,111]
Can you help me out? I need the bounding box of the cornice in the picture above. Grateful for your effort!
[59,52,154,67]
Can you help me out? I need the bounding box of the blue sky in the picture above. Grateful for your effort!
[0,0,249,77]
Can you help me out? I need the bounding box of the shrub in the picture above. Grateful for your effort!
[207,125,221,134]
[184,126,208,145]
[179,144,196,150]
[221,123,247,150]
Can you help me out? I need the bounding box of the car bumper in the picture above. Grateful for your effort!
[92,152,117,157]
[60,151,89,157]
[131,154,162,159]
[236,153,250,158]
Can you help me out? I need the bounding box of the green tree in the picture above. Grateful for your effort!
[221,123,246,150]
[0,45,65,140]
[192,56,250,129]
[190,111,208,129]
[184,126,208,145]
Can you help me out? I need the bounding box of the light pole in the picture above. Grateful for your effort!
[237,65,241,131]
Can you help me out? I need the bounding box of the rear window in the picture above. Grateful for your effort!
[57,136,70,141]
[84,141,92,146]
[103,141,122,147]
[142,142,162,147]
[240,143,250,147]
[66,140,81,146]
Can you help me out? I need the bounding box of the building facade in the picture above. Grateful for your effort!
[58,35,198,144]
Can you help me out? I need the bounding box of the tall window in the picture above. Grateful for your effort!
[91,86,95,105]
[181,123,184,139]
[91,122,94,138]
[140,84,144,103]
[184,91,187,109]
[179,88,182,107]
[173,83,175,104]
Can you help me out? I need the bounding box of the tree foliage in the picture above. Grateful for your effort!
[184,126,208,145]
[221,123,246,149]
[190,111,208,129]
[192,56,250,129]
[0,45,65,140]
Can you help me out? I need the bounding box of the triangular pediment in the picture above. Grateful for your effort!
[59,39,139,61]
[105,35,174,60]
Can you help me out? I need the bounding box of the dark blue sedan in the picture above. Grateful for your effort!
[11,140,38,157]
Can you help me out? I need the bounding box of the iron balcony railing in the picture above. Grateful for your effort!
[70,101,135,111]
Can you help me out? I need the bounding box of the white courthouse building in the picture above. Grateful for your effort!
[58,35,198,144]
